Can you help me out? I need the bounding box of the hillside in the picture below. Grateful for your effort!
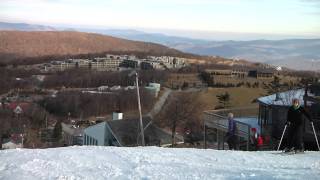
[1,22,319,70]
[0,31,185,62]
[0,146,319,179]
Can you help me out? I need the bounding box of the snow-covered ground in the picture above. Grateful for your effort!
[0,146,319,180]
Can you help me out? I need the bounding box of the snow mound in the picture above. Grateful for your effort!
[0,146,319,180]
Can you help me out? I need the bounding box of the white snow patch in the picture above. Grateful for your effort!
[0,146,319,180]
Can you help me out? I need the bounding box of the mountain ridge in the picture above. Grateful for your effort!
[2,21,319,70]
[0,30,188,63]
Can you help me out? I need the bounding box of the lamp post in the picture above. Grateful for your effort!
[129,71,145,146]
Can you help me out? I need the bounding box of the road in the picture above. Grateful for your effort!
[146,88,172,119]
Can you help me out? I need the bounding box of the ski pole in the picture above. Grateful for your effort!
[277,124,287,151]
[311,122,320,151]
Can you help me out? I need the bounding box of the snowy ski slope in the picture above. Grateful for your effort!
[0,146,319,180]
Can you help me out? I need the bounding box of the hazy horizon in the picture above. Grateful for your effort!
[1,0,320,41]
[2,20,320,41]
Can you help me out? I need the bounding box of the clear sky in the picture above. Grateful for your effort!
[0,0,319,39]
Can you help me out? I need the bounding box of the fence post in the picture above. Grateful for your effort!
[247,125,251,151]
[217,129,219,150]
[222,132,225,150]
[204,124,207,149]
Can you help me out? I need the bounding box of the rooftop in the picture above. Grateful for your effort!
[257,88,315,106]
[106,117,179,146]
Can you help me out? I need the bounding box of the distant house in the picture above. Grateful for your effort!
[7,102,31,115]
[121,59,140,69]
[231,69,248,78]
[202,69,245,86]
[204,69,233,77]
[145,83,161,97]
[248,69,274,79]
[140,61,163,70]
[83,117,181,147]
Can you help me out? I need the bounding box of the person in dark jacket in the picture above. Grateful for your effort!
[285,98,313,152]
[226,113,237,150]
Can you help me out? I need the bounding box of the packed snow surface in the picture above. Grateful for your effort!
[0,146,320,180]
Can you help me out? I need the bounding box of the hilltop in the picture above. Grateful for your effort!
[0,31,187,63]
[0,29,264,68]
[0,146,319,179]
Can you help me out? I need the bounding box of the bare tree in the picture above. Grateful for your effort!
[156,93,204,146]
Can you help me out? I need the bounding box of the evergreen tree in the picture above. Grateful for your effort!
[264,75,282,94]
[216,92,231,109]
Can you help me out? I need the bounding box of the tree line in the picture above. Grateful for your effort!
[38,90,155,119]
[42,69,169,89]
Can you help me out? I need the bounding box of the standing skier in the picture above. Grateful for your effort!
[285,98,313,153]
[226,113,237,150]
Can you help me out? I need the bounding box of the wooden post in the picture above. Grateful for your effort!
[204,124,207,149]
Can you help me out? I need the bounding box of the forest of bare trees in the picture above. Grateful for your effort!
[155,93,205,145]
[42,69,169,88]
[0,67,38,94]
[38,89,155,119]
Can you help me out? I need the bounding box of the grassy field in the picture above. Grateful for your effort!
[155,87,268,134]
[165,72,300,89]
[197,87,268,110]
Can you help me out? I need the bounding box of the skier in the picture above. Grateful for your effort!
[226,113,237,150]
[285,98,313,153]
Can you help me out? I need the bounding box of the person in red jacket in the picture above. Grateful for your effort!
[257,135,264,149]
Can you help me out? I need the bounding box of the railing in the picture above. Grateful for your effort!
[204,106,258,138]
[203,106,259,150]
[205,106,258,118]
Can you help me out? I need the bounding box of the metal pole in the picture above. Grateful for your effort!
[21,135,24,148]
[247,126,250,151]
[311,122,320,151]
[135,73,145,146]
[277,125,287,151]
